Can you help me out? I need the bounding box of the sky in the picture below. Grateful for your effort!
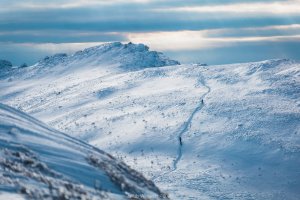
[1,0,300,65]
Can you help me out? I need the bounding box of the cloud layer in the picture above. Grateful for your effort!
[0,0,300,65]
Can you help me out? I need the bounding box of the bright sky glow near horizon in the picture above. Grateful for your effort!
[1,0,300,65]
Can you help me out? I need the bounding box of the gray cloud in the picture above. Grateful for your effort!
[0,31,126,43]
[1,0,300,65]
[166,41,300,65]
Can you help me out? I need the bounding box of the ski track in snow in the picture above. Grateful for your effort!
[152,72,211,182]
[173,73,211,170]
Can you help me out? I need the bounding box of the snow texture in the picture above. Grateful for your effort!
[0,103,168,199]
[0,42,300,199]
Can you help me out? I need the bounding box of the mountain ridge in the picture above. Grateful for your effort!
[36,42,180,70]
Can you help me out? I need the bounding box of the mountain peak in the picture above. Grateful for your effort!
[71,42,180,70]
[74,42,150,56]
[34,42,179,71]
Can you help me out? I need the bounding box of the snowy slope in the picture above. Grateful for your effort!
[0,103,168,199]
[1,43,300,199]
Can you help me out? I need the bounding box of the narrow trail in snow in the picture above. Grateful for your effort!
[172,76,211,171]
[152,71,211,182]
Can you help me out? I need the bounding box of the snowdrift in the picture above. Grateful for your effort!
[0,103,168,199]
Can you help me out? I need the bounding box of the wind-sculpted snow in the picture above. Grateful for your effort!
[0,43,300,200]
[0,103,168,199]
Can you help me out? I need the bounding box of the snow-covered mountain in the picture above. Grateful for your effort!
[1,42,300,199]
[0,103,168,199]
[2,42,179,80]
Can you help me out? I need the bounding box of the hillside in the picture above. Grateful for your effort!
[0,43,299,199]
[0,103,167,199]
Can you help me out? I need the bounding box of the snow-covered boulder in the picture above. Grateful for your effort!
[20,63,28,68]
[0,60,14,78]
[38,53,68,67]
[0,59,13,70]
